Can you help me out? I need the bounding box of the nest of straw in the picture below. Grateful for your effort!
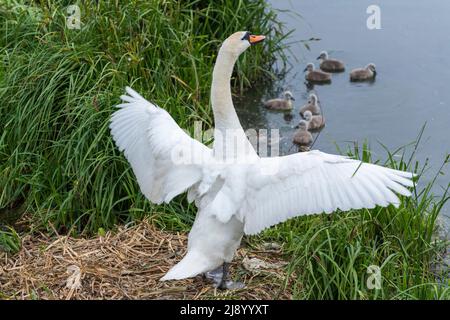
[0,219,293,299]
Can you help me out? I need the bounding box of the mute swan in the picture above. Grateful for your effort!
[304,63,332,83]
[304,110,325,131]
[299,93,321,117]
[350,63,377,81]
[317,51,345,72]
[293,120,313,148]
[110,31,415,290]
[264,91,295,111]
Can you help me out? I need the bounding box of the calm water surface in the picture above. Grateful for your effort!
[235,0,450,232]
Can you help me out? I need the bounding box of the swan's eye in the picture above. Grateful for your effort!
[241,32,250,41]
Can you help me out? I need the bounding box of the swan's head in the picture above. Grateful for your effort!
[308,93,318,105]
[283,91,295,101]
[317,51,328,60]
[298,120,308,130]
[221,31,265,57]
[303,63,314,72]
[366,63,376,73]
[303,110,313,121]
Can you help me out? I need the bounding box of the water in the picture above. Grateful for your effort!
[235,0,449,232]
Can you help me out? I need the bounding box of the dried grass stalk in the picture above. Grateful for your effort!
[0,220,293,300]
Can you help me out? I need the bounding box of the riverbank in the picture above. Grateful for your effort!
[0,1,448,300]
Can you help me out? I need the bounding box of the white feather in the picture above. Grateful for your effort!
[109,87,212,204]
[110,35,415,282]
[242,151,415,235]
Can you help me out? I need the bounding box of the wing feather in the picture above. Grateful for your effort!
[243,151,415,235]
[110,87,212,204]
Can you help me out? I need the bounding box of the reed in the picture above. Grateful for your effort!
[0,0,288,234]
[257,140,449,299]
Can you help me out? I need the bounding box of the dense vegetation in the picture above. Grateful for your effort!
[0,0,286,233]
[0,1,448,299]
[260,142,449,299]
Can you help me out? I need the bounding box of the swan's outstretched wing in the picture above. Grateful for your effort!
[242,150,415,235]
[110,87,212,204]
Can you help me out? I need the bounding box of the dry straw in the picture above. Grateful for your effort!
[0,219,292,300]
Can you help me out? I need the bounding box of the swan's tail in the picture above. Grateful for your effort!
[160,250,215,281]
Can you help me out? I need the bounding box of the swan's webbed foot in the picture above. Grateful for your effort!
[204,263,245,290]
[204,265,224,286]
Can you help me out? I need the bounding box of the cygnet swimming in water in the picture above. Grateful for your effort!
[293,120,313,150]
[299,93,321,117]
[264,91,295,111]
[317,51,345,72]
[304,63,332,83]
[350,63,376,82]
[303,110,325,131]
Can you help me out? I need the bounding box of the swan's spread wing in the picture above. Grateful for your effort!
[110,87,212,204]
[242,150,415,235]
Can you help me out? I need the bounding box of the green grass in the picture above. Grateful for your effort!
[0,1,448,300]
[254,139,449,299]
[0,226,21,254]
[0,0,288,234]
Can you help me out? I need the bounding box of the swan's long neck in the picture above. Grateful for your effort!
[211,47,256,159]
[211,49,241,130]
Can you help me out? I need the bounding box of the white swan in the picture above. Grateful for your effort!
[109,31,415,289]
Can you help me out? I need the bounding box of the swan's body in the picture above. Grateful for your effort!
[264,91,295,111]
[304,110,325,131]
[299,93,321,117]
[317,51,345,72]
[304,63,332,83]
[110,32,414,288]
[350,63,377,81]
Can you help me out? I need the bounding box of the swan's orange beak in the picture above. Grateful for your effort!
[249,34,265,45]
